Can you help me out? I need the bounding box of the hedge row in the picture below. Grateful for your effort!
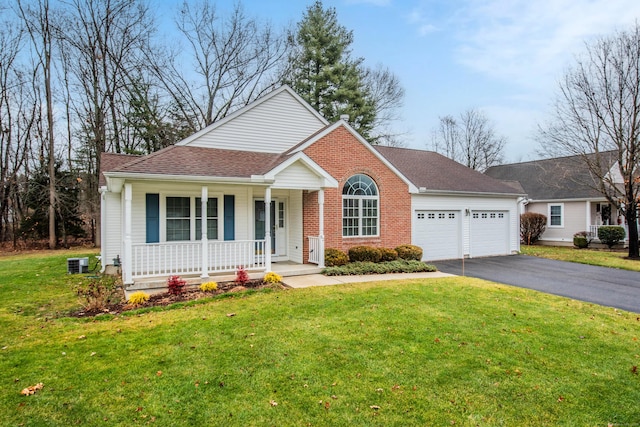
[323,260,436,276]
[325,244,423,267]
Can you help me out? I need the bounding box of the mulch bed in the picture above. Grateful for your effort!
[71,279,278,318]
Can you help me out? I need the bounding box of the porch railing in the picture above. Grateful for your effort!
[131,240,266,279]
[308,236,323,266]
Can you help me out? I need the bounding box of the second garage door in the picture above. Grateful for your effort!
[470,211,509,257]
[414,210,461,261]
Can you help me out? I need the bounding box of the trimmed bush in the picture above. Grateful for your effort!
[324,248,349,267]
[263,271,283,284]
[394,244,423,261]
[200,281,218,292]
[573,231,592,249]
[598,226,626,248]
[379,247,398,262]
[323,260,436,276]
[127,291,149,306]
[348,245,382,263]
[235,266,250,285]
[521,212,547,245]
[167,275,186,295]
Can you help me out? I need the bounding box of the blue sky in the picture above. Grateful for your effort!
[155,0,640,162]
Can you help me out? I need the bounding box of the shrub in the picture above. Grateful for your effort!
[395,244,423,261]
[598,226,626,248]
[200,281,218,292]
[325,248,349,267]
[167,275,186,295]
[323,260,436,276]
[127,291,149,306]
[263,271,283,284]
[348,246,382,263]
[573,231,592,249]
[520,212,547,245]
[76,275,120,311]
[379,248,398,262]
[235,266,250,285]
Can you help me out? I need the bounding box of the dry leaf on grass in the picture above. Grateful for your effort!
[20,383,44,396]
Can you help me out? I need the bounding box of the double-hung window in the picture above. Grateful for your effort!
[342,174,379,237]
[165,196,219,241]
[166,197,190,241]
[548,203,563,227]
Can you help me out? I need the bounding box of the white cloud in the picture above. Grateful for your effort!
[453,0,640,86]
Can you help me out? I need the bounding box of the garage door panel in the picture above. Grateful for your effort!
[470,211,509,257]
[414,210,461,261]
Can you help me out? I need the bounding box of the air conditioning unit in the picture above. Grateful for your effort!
[67,257,89,274]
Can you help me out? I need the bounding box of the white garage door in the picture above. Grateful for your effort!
[470,211,509,257]
[414,210,461,261]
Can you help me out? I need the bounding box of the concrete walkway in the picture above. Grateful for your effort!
[281,271,453,288]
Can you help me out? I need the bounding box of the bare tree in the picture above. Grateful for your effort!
[362,64,406,146]
[152,1,288,132]
[18,0,57,249]
[431,108,506,171]
[539,23,640,259]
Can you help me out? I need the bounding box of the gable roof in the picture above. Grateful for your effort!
[484,152,617,200]
[175,85,329,153]
[374,146,523,196]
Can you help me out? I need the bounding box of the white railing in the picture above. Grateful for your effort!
[131,240,266,279]
[308,236,321,265]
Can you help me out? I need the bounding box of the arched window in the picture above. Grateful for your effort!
[342,174,379,236]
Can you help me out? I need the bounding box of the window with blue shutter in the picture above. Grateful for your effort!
[145,193,160,243]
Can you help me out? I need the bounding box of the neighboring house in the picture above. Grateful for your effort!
[100,85,523,288]
[485,152,627,245]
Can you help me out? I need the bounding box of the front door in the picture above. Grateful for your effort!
[254,199,287,258]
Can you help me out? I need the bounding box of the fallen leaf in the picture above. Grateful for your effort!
[78,335,86,340]
[226,313,236,317]
[90,352,96,357]
[632,366,638,375]
[324,401,330,410]
[558,396,565,402]
[331,395,337,399]
[156,371,162,377]
[370,405,380,410]
[270,400,278,407]
[20,383,44,396]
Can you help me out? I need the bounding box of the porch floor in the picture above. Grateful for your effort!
[126,262,323,295]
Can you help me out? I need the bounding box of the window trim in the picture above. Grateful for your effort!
[160,193,223,242]
[548,203,564,228]
[342,174,380,238]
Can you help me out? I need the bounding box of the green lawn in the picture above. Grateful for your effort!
[1,250,640,426]
[521,244,640,272]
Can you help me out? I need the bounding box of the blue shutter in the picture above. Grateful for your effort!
[146,193,160,243]
[224,195,235,241]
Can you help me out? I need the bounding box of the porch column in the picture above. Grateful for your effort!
[99,187,107,273]
[318,189,325,268]
[585,201,591,234]
[201,186,209,279]
[123,183,133,285]
[264,187,272,272]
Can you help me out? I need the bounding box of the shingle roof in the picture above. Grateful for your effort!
[374,146,522,195]
[484,152,616,200]
[103,146,289,180]
[99,152,141,187]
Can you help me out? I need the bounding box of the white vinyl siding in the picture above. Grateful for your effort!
[273,161,325,189]
[103,191,121,264]
[182,90,326,153]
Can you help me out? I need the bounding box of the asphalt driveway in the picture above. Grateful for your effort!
[433,255,640,313]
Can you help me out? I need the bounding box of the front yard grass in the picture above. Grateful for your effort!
[1,250,640,426]
[521,244,640,272]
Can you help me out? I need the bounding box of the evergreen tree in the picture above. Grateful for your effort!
[285,1,375,139]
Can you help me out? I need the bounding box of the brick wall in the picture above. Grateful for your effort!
[302,126,412,260]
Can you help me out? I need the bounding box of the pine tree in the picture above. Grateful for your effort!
[285,1,375,139]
